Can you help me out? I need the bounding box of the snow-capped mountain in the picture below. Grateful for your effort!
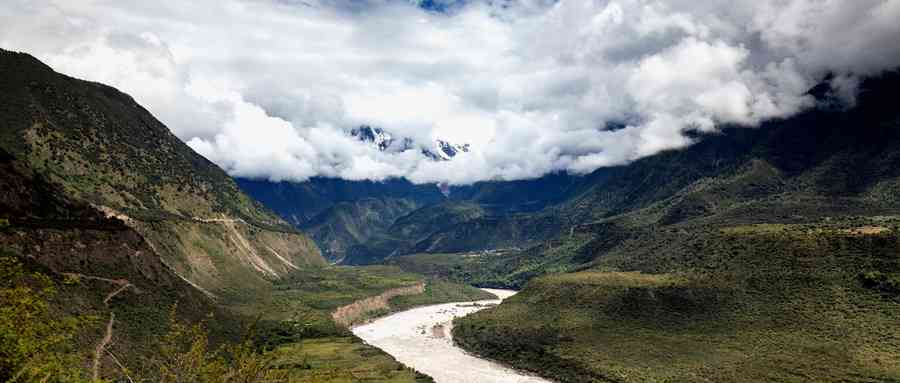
[349,125,468,162]
[350,126,397,151]
[429,140,470,160]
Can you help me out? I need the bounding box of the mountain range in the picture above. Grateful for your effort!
[349,125,470,161]
[233,68,900,381]
[3,44,900,382]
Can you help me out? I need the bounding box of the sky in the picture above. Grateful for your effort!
[2,0,899,184]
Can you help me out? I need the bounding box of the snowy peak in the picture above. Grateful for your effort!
[351,125,394,151]
[424,140,470,161]
[435,140,470,160]
[349,125,469,162]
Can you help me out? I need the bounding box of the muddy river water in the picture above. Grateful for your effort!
[352,289,552,383]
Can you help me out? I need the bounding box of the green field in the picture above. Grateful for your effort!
[273,337,433,383]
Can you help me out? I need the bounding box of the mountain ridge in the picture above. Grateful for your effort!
[446,70,900,382]
[0,48,324,298]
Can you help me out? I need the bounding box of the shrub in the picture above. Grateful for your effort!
[859,271,900,295]
[0,252,89,382]
[143,307,288,383]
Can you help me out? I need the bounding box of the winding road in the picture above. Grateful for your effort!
[353,289,552,383]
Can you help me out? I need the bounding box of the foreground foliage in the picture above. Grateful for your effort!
[0,253,88,382]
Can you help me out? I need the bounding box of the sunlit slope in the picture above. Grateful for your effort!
[0,49,324,295]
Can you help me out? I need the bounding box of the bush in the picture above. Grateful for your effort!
[859,271,900,295]
[143,307,289,383]
[0,252,89,382]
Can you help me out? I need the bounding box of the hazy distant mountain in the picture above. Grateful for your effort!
[238,125,579,263]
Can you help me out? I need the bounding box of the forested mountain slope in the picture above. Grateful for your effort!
[451,72,900,382]
[240,172,590,263]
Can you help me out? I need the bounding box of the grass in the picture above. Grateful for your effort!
[388,279,496,312]
[218,264,495,382]
[272,337,433,382]
[387,233,594,289]
[453,221,900,382]
[0,243,481,382]
[235,264,496,335]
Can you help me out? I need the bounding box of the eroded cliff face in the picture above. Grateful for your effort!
[132,217,323,295]
[332,282,426,326]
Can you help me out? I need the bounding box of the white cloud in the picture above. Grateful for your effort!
[1,0,898,184]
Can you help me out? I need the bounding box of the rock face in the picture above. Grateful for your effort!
[331,282,426,326]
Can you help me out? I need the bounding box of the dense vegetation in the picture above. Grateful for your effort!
[0,251,290,383]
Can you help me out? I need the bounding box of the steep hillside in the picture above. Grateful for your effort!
[237,177,444,226]
[0,49,324,297]
[0,155,441,381]
[0,147,239,380]
[448,172,596,213]
[238,177,451,263]
[334,200,565,265]
[302,197,423,262]
[0,49,467,382]
[242,173,586,263]
[336,201,490,265]
[560,71,900,225]
[451,71,900,382]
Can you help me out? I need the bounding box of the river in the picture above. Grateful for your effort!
[352,288,552,383]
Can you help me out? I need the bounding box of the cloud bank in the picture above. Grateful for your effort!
[2,0,899,184]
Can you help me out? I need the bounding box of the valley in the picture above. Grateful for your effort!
[239,69,900,382]
[0,49,494,382]
[2,13,900,382]
[353,289,552,383]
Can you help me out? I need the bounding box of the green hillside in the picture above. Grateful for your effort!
[451,72,900,382]
[455,222,900,382]
[0,49,489,382]
[302,198,423,262]
[0,49,324,297]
